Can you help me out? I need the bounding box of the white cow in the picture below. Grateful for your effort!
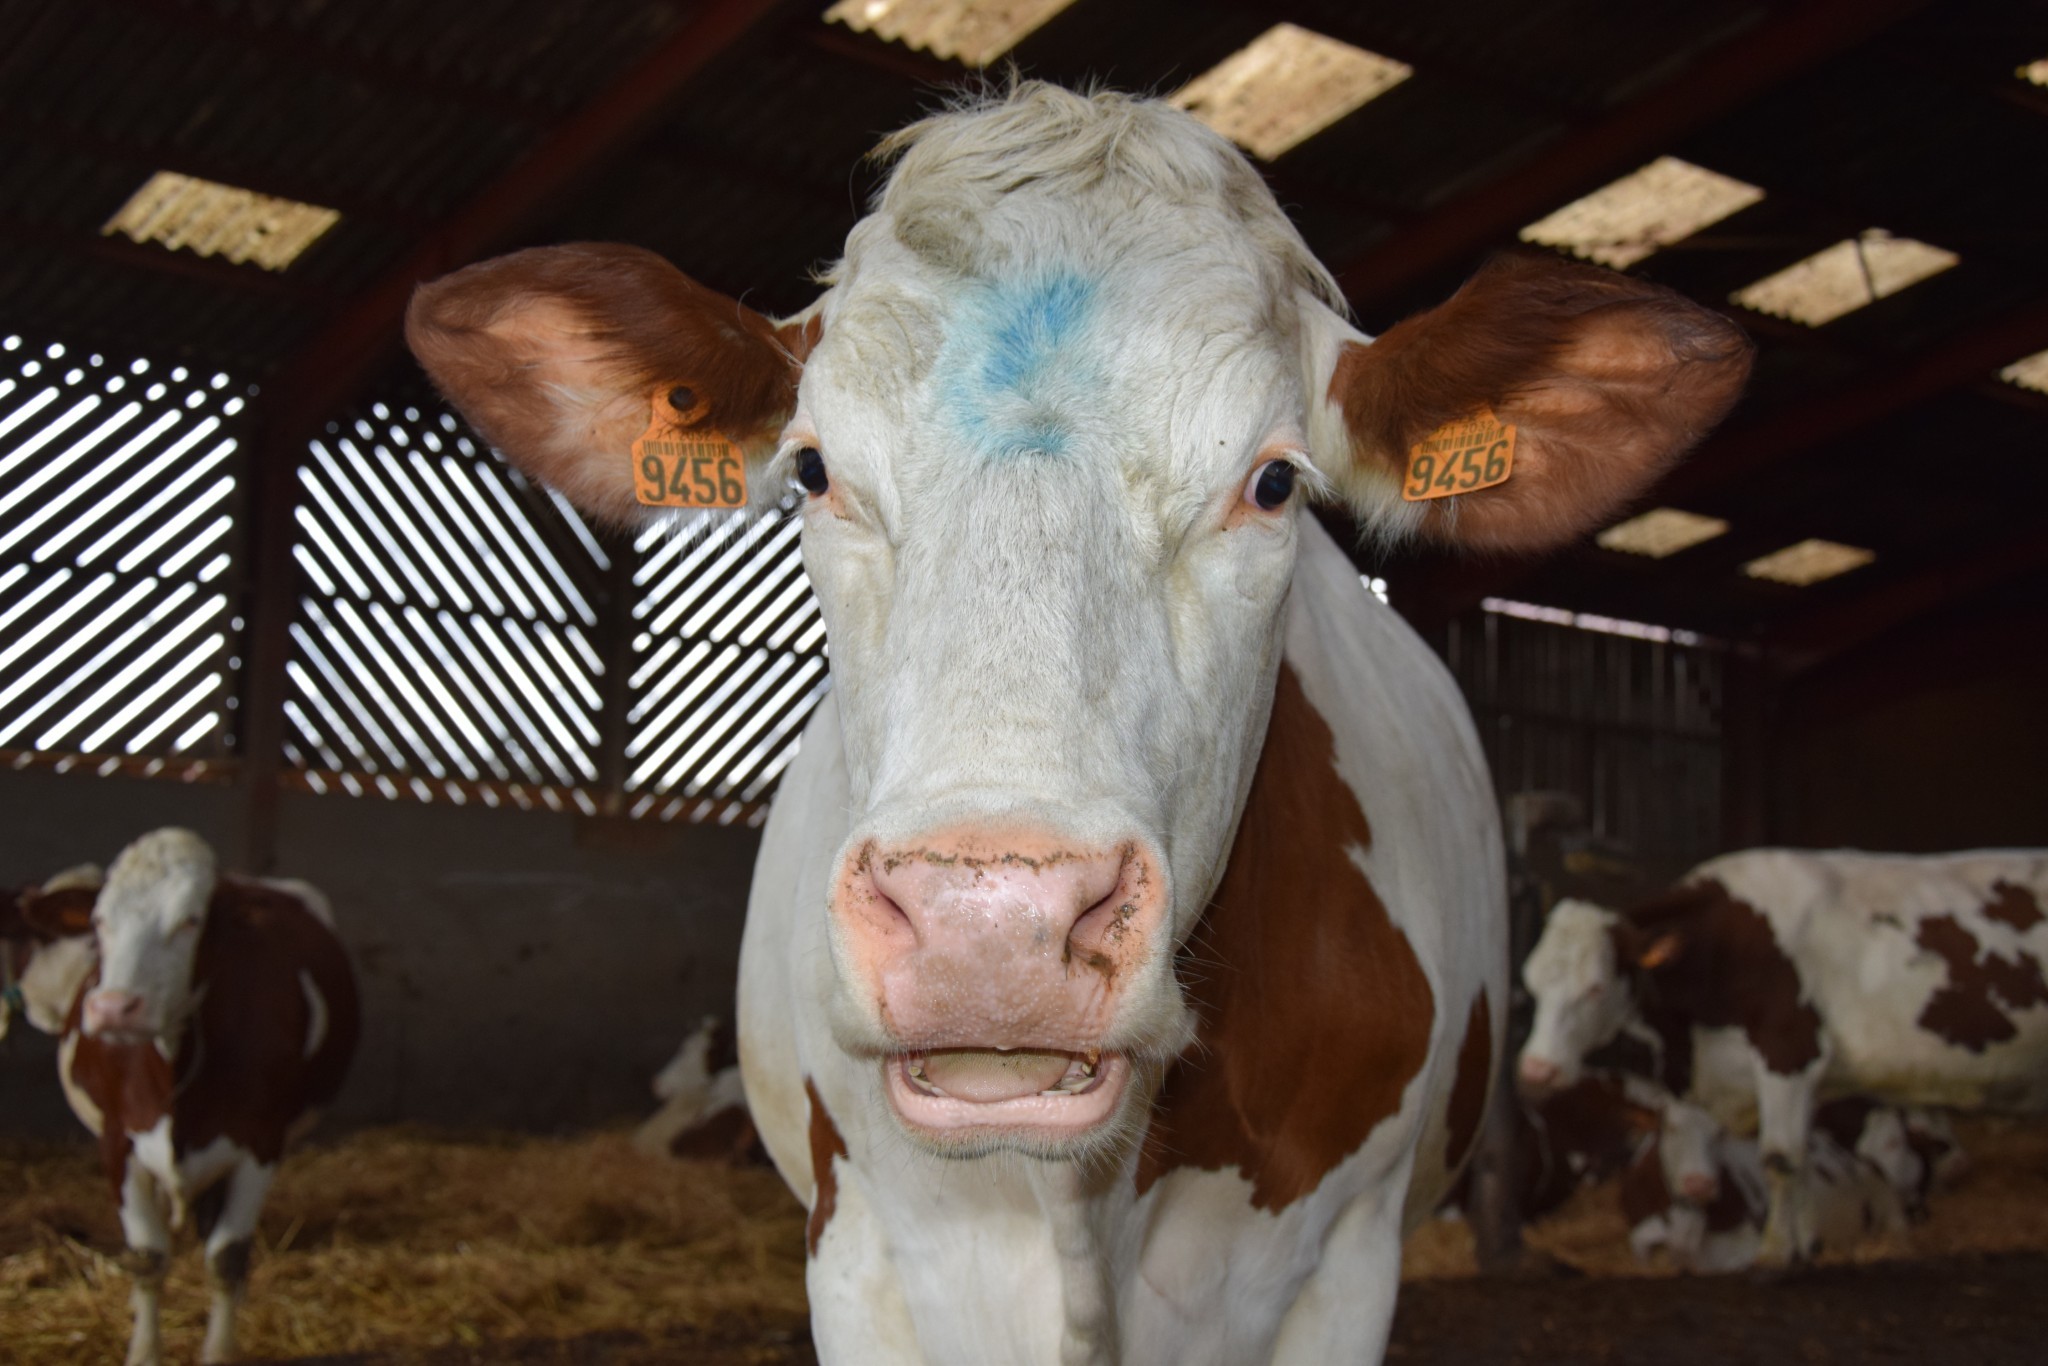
[408,85,1748,1364]
[1520,846,2048,1264]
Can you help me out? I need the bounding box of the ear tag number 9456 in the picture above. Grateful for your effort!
[632,387,748,509]
[1402,407,1516,502]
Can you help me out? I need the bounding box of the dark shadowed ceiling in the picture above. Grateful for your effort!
[3,0,2045,660]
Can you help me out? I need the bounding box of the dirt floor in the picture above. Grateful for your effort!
[2,1118,2044,1365]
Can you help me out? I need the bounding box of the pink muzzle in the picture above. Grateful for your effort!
[832,831,1166,1141]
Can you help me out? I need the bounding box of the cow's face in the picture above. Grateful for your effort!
[1657,1097,1725,1207]
[407,87,1749,1159]
[1520,899,1634,1095]
[787,208,1323,1151]
[82,829,214,1043]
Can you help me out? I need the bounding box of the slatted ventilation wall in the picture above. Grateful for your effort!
[624,504,827,825]
[284,402,614,811]
[0,332,246,777]
[283,401,828,822]
[1443,607,1726,871]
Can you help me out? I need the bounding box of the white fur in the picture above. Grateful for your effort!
[89,828,218,1041]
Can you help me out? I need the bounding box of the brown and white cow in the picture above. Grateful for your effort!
[5,829,359,1366]
[407,85,1747,1364]
[1520,847,2047,1265]
[633,1016,765,1163]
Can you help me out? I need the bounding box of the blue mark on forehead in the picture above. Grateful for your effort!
[937,271,1101,459]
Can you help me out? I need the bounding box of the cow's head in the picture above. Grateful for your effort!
[409,86,1749,1157]
[80,829,216,1043]
[1519,897,1642,1095]
[1,865,101,1041]
[1656,1095,1726,1207]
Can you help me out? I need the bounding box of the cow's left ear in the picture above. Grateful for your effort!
[18,885,97,939]
[407,243,820,526]
[1306,253,1752,553]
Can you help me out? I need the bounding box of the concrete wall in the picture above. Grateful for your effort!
[0,768,760,1139]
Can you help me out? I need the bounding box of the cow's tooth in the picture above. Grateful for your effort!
[1081,1048,1100,1073]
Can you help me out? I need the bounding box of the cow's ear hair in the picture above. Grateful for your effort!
[1307,253,1751,553]
[1635,929,1685,970]
[406,243,819,526]
[18,885,97,939]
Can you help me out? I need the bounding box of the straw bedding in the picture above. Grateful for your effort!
[5,1117,2045,1362]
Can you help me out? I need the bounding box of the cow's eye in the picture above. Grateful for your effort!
[795,447,829,497]
[1244,459,1298,510]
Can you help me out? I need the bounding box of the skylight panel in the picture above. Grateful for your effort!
[2020,59,2048,87]
[1170,24,1412,161]
[102,171,339,272]
[1730,230,1958,327]
[1519,157,1764,270]
[1999,348,2048,395]
[821,0,1077,67]
[1743,539,1875,586]
[1595,507,1730,558]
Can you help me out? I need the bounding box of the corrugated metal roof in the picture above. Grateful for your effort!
[0,0,2042,650]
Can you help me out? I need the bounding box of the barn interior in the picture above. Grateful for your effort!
[2,1,2045,1362]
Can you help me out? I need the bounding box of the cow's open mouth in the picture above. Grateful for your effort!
[885,1047,1129,1140]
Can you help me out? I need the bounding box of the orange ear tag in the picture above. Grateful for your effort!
[631,386,749,509]
[1402,406,1515,502]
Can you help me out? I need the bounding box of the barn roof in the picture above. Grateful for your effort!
[4,0,2045,665]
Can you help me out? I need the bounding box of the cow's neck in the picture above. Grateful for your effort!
[863,1150,1130,1364]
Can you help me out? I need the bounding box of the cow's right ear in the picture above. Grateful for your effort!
[406,243,820,525]
[18,885,97,939]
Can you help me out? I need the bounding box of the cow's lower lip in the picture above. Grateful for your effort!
[884,1048,1129,1139]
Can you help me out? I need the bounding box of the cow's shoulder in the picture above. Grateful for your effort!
[1622,877,1823,1077]
[1135,663,1435,1211]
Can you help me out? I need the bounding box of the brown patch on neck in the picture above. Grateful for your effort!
[805,1077,849,1257]
[1985,881,2045,933]
[1444,993,1493,1176]
[1136,665,1435,1211]
[1915,915,2048,1053]
[1622,880,1823,1076]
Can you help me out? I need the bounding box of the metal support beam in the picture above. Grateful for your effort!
[1333,0,1934,317]
[1660,293,2048,502]
[1766,528,2048,676]
[236,0,785,870]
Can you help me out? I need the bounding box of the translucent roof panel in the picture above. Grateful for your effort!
[1595,507,1731,558]
[1743,539,1876,586]
[1730,229,1958,327]
[1171,24,1412,161]
[2000,349,2048,395]
[102,172,340,273]
[1520,157,1764,270]
[821,0,1077,68]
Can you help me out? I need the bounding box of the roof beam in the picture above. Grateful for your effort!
[1333,0,1935,318]
[236,0,785,872]
[0,213,332,303]
[107,0,557,127]
[1765,528,2048,674]
[260,0,785,436]
[1660,291,2048,501]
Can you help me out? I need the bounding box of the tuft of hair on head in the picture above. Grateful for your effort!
[106,827,217,890]
[866,81,1343,312]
